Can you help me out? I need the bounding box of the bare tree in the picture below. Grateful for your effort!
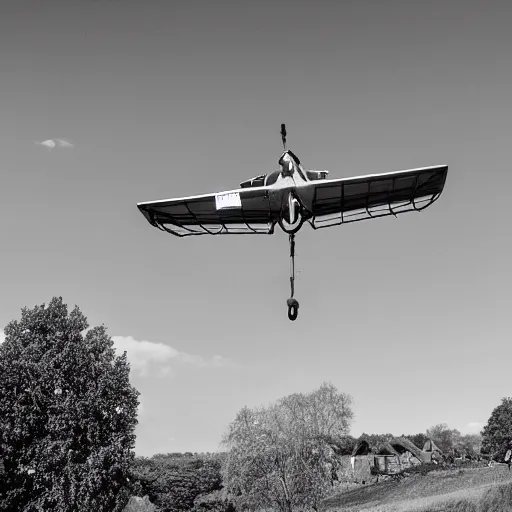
[221,383,353,512]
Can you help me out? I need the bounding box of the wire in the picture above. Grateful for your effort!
[289,234,295,298]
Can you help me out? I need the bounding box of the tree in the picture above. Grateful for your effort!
[130,453,224,512]
[481,398,512,457]
[191,489,235,512]
[0,297,140,511]
[426,424,461,455]
[457,434,482,459]
[222,382,354,512]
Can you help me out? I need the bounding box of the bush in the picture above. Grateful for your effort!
[130,453,224,512]
[123,496,158,512]
[191,489,236,512]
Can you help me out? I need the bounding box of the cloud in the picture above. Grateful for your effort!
[0,333,4,344]
[35,138,74,150]
[465,422,484,433]
[111,335,237,376]
[55,139,74,148]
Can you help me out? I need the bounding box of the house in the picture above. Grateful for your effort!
[389,437,426,465]
[350,436,428,480]
[372,442,402,475]
[350,438,373,481]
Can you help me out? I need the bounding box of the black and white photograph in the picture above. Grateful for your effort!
[0,1,511,511]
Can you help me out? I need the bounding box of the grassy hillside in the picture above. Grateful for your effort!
[322,465,512,512]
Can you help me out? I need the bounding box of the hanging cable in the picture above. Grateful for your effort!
[287,233,299,320]
[289,234,295,297]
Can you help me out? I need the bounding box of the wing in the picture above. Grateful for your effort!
[137,186,282,237]
[307,165,448,229]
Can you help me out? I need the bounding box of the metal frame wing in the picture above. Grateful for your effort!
[137,186,281,237]
[308,165,448,229]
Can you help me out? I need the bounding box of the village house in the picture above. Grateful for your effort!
[349,436,437,481]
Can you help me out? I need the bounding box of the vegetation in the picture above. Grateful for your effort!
[457,434,483,460]
[123,496,158,512]
[0,297,140,512]
[326,435,357,456]
[425,423,462,454]
[481,397,512,458]
[191,489,235,512]
[221,382,353,512]
[129,453,227,512]
[355,433,394,452]
[424,424,482,459]
[321,465,512,512]
[4,298,512,512]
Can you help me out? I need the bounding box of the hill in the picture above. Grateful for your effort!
[321,465,512,512]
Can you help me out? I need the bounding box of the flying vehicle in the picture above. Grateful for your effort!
[137,125,448,321]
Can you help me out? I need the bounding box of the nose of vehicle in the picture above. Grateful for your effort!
[279,152,295,177]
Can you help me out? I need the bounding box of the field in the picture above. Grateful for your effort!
[322,465,512,512]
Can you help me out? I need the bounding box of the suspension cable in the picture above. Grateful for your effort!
[287,233,299,321]
[289,233,295,298]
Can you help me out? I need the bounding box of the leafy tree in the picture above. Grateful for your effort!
[130,453,223,512]
[0,297,140,512]
[481,398,512,457]
[457,434,482,459]
[191,489,235,512]
[222,382,353,512]
[426,423,461,455]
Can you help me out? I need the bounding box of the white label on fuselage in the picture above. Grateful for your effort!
[215,192,242,210]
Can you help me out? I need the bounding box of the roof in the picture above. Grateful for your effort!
[318,435,356,456]
[352,437,401,457]
[376,442,401,457]
[352,439,371,457]
[423,438,443,453]
[352,436,430,460]
[390,437,425,460]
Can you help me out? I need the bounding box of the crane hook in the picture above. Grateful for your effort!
[287,297,299,321]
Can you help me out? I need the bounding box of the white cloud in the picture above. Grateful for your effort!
[465,422,484,433]
[35,138,74,150]
[111,335,237,376]
[55,139,74,148]
[212,355,234,366]
[37,140,56,150]
[0,333,4,344]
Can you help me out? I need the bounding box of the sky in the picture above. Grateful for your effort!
[0,0,511,457]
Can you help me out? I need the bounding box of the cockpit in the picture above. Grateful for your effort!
[239,170,281,189]
[239,150,329,188]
